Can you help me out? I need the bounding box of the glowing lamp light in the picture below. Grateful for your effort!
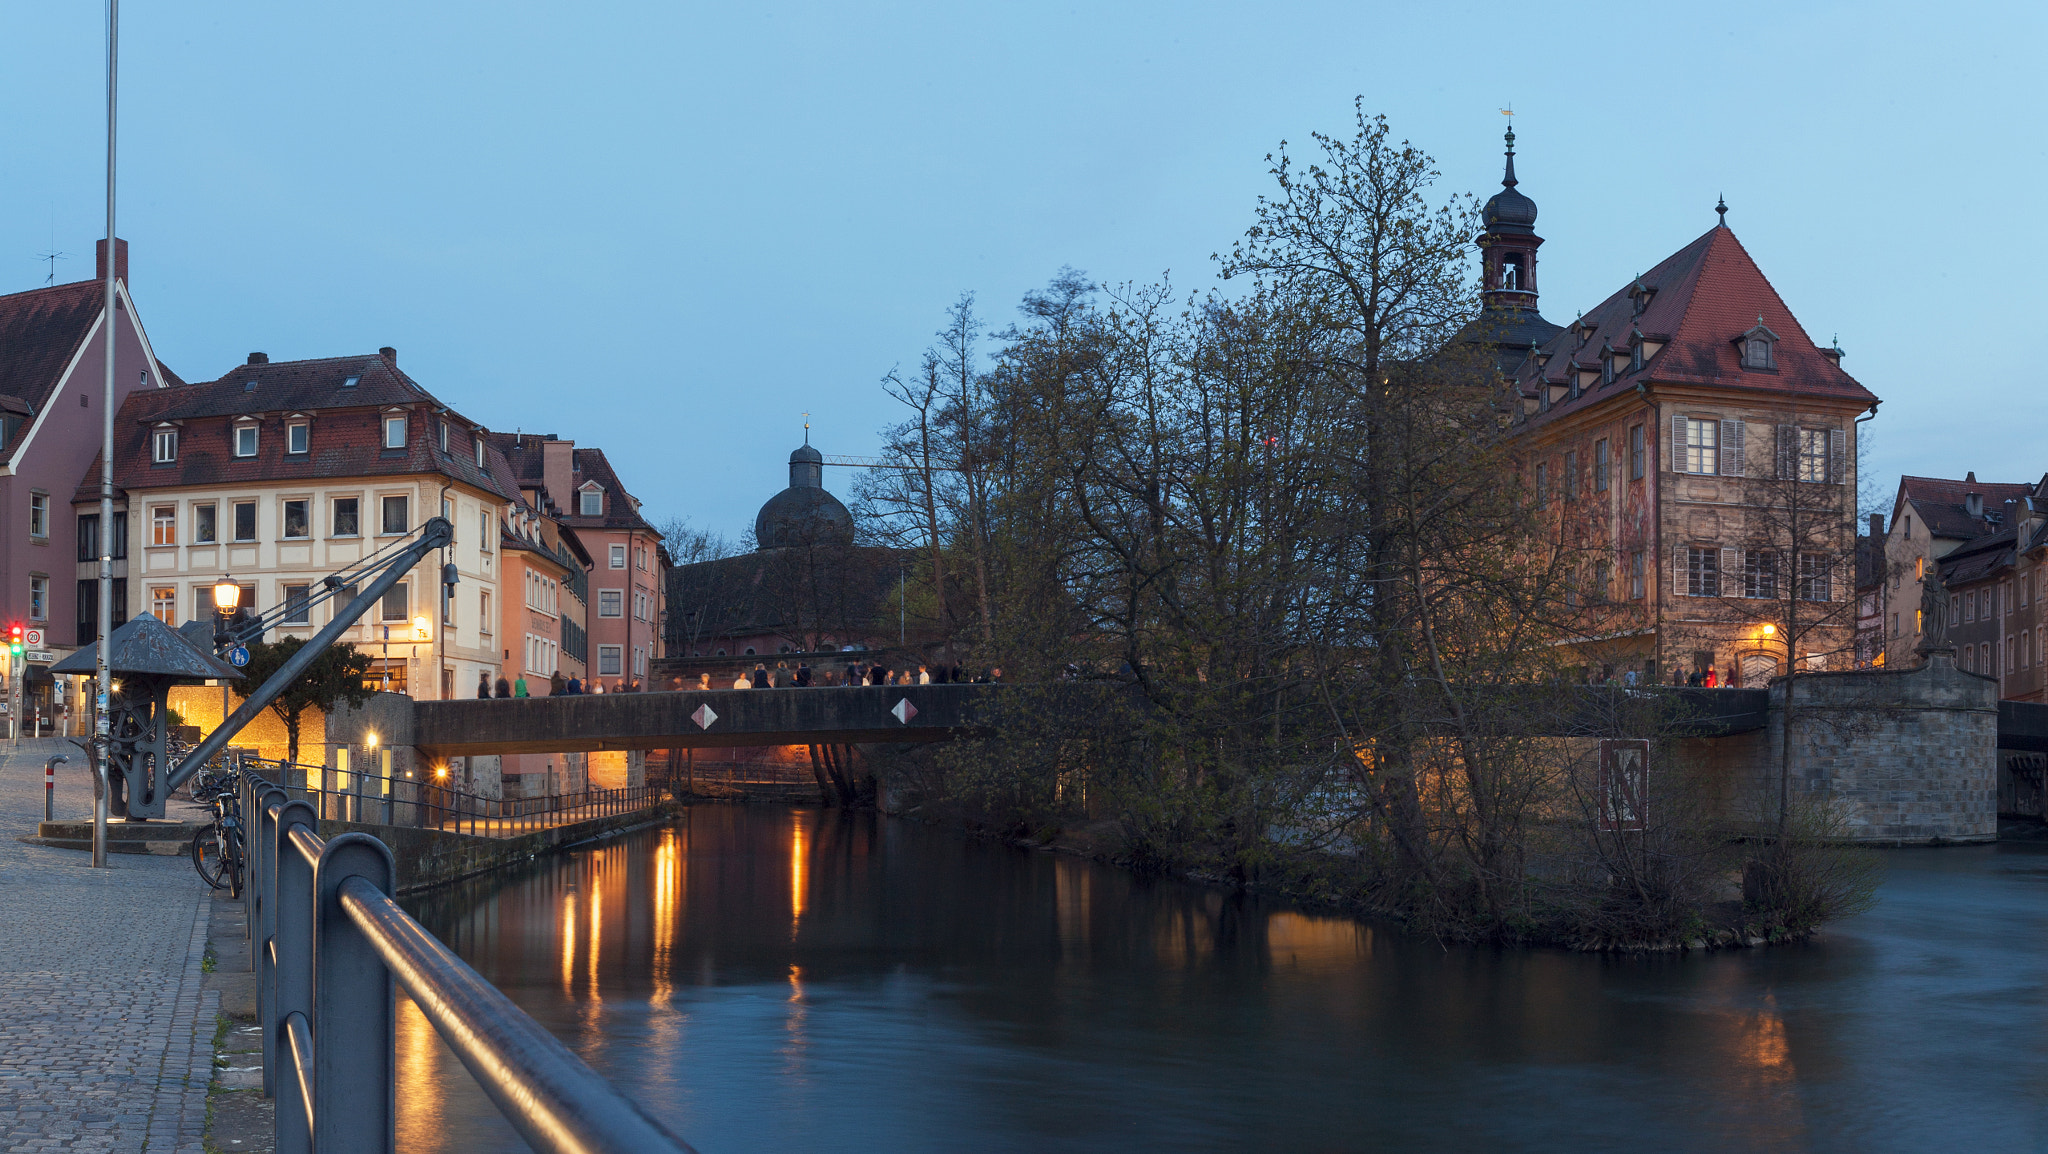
[435,765,449,780]
[412,615,431,640]
[365,731,379,749]
[213,576,241,612]
[1761,623,1777,637]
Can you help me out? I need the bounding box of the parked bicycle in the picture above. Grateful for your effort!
[190,763,245,897]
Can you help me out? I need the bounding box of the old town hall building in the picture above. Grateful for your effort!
[1487,129,1880,686]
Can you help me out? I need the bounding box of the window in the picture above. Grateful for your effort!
[2025,631,2034,670]
[1799,554,1831,602]
[282,499,309,539]
[1687,546,1720,597]
[438,422,449,453]
[76,514,98,562]
[383,415,407,449]
[380,583,408,623]
[151,586,175,624]
[1594,438,1610,492]
[1629,424,1645,480]
[151,505,176,546]
[1743,550,1777,599]
[597,645,622,677]
[1915,556,1925,580]
[381,495,408,535]
[1916,609,1924,634]
[28,493,47,539]
[1679,417,1718,475]
[1798,429,1829,483]
[233,502,257,541]
[1592,559,1610,602]
[1630,551,1645,599]
[287,422,308,454]
[580,490,603,517]
[235,425,258,457]
[634,647,647,677]
[479,590,493,634]
[332,497,360,537]
[283,584,310,625]
[30,575,48,621]
[111,512,125,558]
[599,589,623,617]
[609,544,626,569]
[1564,451,1578,501]
[1534,463,1548,509]
[1965,592,1976,622]
[474,438,486,468]
[2010,637,2019,674]
[152,428,177,463]
[480,511,493,550]
[194,504,217,544]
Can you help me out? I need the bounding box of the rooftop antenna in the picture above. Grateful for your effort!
[34,250,67,286]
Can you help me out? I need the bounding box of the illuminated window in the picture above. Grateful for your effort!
[151,505,176,547]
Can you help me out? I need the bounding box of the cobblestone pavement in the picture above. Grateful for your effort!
[0,737,216,1152]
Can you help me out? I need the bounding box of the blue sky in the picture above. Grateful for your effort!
[1,1,2040,539]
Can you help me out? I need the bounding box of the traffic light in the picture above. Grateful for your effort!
[7,623,21,657]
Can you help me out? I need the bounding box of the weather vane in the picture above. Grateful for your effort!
[802,411,811,445]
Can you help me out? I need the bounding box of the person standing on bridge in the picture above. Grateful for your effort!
[565,673,582,694]
[795,661,811,687]
[494,675,511,698]
[750,663,770,689]
[478,672,491,699]
[513,674,530,698]
[550,670,567,696]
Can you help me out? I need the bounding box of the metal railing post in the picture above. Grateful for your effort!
[273,799,318,1154]
[313,832,397,1152]
[253,785,289,1098]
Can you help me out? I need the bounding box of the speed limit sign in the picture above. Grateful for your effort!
[23,629,42,648]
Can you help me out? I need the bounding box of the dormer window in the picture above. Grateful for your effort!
[286,420,309,455]
[1629,278,1654,316]
[1629,329,1646,372]
[1737,317,1780,370]
[579,486,603,517]
[151,425,177,463]
[233,423,258,458]
[474,437,486,468]
[383,414,407,449]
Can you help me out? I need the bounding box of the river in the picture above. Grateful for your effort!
[395,806,2048,1152]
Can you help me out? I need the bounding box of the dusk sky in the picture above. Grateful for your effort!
[1,1,2039,540]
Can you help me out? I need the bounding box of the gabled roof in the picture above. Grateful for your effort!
[566,447,659,534]
[1892,474,2035,542]
[1936,523,2017,587]
[1514,226,1877,426]
[0,278,180,458]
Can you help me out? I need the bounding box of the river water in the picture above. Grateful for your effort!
[395,806,2048,1153]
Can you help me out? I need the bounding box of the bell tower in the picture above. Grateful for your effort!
[1478,126,1543,313]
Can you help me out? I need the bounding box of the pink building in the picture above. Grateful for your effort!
[488,434,664,689]
[0,241,170,717]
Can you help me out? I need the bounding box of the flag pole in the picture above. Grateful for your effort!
[94,0,119,863]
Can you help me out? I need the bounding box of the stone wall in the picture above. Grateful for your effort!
[1681,649,1997,843]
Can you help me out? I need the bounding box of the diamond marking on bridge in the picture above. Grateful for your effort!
[692,703,719,729]
[892,698,918,724]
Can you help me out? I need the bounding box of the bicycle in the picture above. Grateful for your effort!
[189,764,245,898]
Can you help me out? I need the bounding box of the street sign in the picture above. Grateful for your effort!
[23,629,43,648]
[25,651,54,663]
[228,646,250,668]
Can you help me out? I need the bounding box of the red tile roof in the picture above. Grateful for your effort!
[0,278,180,458]
[1893,474,2037,543]
[88,351,508,499]
[1516,226,1878,426]
[486,432,660,536]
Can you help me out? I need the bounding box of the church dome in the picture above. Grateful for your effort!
[754,442,853,549]
[1481,128,1538,235]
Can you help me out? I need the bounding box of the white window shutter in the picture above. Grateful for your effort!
[1830,427,1846,484]
[1672,414,1689,473]
[1721,547,1737,597]
[1721,419,1745,477]
[1675,545,1688,598]
[1776,424,1797,479]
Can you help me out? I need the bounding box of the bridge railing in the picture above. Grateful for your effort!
[244,758,668,838]
[238,775,697,1153]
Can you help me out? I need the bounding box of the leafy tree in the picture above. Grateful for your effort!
[235,638,374,765]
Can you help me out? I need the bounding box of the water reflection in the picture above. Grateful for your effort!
[397,808,2048,1153]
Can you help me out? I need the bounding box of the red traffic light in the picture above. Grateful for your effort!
[7,624,20,641]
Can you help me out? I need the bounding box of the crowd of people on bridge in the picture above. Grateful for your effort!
[477,660,1004,699]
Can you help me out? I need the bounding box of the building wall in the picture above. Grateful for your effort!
[582,526,663,688]
[114,474,504,699]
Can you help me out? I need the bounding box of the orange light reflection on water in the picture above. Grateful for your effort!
[560,889,577,995]
[652,827,679,1007]
[789,811,808,935]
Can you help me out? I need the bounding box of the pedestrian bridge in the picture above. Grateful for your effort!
[328,684,1001,759]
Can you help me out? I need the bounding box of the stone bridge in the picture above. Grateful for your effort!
[326,684,1001,759]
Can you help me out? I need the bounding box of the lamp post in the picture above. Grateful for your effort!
[213,576,241,733]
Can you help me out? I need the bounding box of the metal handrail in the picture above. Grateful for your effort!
[243,758,668,838]
[243,776,696,1153]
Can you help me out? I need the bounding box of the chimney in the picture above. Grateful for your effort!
[379,346,397,366]
[1868,513,1883,539]
[1966,491,1983,518]
[247,352,268,365]
[94,238,129,286]
[541,438,575,512]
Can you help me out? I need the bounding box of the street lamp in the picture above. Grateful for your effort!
[212,576,241,613]
[412,614,431,641]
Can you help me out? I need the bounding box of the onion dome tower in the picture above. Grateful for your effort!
[754,441,854,550]
[1470,124,1561,364]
